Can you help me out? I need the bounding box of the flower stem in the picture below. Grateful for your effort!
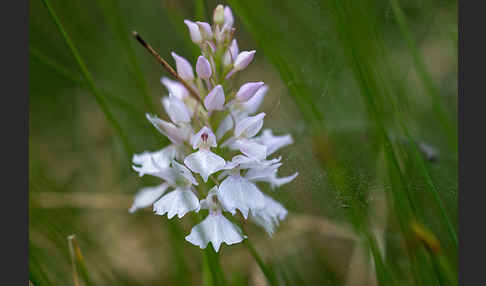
[243,239,278,286]
[132,31,203,104]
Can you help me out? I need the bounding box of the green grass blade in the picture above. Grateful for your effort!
[30,46,85,86]
[40,0,135,156]
[389,0,457,152]
[95,0,157,114]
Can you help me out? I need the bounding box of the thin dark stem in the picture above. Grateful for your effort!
[132,31,203,104]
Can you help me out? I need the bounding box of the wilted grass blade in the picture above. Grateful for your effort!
[68,235,93,286]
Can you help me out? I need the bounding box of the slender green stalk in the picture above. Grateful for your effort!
[40,0,134,156]
[389,0,457,151]
[243,239,278,286]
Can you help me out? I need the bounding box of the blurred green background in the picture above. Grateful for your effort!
[29,0,457,285]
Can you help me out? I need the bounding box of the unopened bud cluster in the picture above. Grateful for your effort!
[131,4,298,252]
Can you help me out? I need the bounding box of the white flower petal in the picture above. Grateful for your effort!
[171,52,195,81]
[251,171,299,190]
[132,145,178,177]
[185,213,246,252]
[233,51,256,72]
[196,55,212,79]
[146,114,186,144]
[223,39,239,67]
[270,172,299,189]
[223,6,234,27]
[234,138,267,160]
[218,175,265,219]
[235,82,264,102]
[250,195,288,236]
[129,183,169,213]
[254,129,294,156]
[242,85,267,115]
[172,161,199,186]
[184,20,203,44]
[204,85,225,112]
[184,149,225,182]
[234,113,265,138]
[245,163,282,181]
[153,188,200,219]
[161,77,189,100]
[162,96,191,124]
[196,21,213,39]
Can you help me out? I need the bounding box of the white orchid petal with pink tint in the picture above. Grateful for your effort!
[242,85,267,114]
[250,170,298,190]
[161,77,189,99]
[185,212,246,252]
[162,95,191,124]
[190,126,217,149]
[153,188,200,219]
[233,138,267,160]
[245,162,282,181]
[184,149,225,182]
[172,161,199,186]
[146,114,186,144]
[233,50,256,72]
[129,183,169,213]
[171,52,195,81]
[223,39,239,67]
[184,20,203,44]
[132,145,178,177]
[196,55,212,79]
[254,129,294,156]
[250,195,288,236]
[204,85,225,111]
[222,154,254,170]
[218,174,265,219]
[196,21,213,39]
[235,82,264,102]
[234,113,265,138]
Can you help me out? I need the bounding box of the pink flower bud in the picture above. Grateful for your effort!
[224,6,234,27]
[234,113,266,138]
[196,21,213,39]
[235,82,264,102]
[242,85,267,114]
[171,52,194,81]
[196,56,212,80]
[184,20,203,44]
[204,85,225,112]
[223,39,239,67]
[233,50,256,71]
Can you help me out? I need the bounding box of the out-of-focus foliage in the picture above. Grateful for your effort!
[30,0,457,285]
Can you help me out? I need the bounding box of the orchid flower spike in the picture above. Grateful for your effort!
[131,3,298,251]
